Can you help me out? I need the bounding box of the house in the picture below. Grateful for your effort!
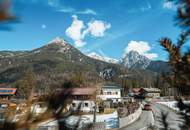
[56,88,97,113]
[0,88,17,100]
[139,88,161,98]
[97,85,122,102]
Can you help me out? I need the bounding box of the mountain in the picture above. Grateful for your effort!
[121,51,170,73]
[0,37,127,87]
[87,52,119,64]
[147,60,170,73]
[0,37,171,93]
[121,51,151,69]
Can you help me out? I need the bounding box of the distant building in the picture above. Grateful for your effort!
[97,85,122,102]
[0,88,17,100]
[139,88,161,98]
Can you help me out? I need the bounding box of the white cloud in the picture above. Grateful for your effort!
[19,0,98,15]
[144,53,158,59]
[65,15,86,47]
[65,15,111,47]
[58,7,75,13]
[75,40,86,48]
[77,9,97,15]
[85,20,111,37]
[125,41,150,54]
[44,0,97,15]
[163,1,176,10]
[58,8,97,15]
[125,41,158,59]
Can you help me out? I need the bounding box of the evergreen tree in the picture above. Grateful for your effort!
[159,0,190,95]
[14,70,37,99]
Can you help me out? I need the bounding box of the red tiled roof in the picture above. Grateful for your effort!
[0,88,17,95]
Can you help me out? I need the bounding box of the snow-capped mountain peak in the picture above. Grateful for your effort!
[33,37,73,54]
[48,37,68,46]
[121,51,151,69]
[87,52,119,64]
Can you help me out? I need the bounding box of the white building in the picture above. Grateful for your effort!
[140,88,161,98]
[97,86,122,102]
[70,100,96,113]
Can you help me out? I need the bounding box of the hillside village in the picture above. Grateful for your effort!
[0,82,162,130]
[1,0,190,130]
[0,38,185,130]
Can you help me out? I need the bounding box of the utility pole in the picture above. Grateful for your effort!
[93,85,100,123]
[93,105,96,123]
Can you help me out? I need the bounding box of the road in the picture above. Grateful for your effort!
[120,103,185,130]
[151,103,185,130]
[119,110,154,130]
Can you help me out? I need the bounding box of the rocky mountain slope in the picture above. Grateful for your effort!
[0,37,170,90]
[121,51,151,69]
[0,37,126,86]
[121,50,170,73]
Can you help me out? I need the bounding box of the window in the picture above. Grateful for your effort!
[107,92,112,95]
[84,103,88,107]
[72,103,76,107]
[100,90,103,94]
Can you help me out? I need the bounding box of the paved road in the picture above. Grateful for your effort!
[119,110,154,130]
[120,103,186,130]
[151,103,185,130]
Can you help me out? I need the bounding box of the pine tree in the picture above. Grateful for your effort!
[14,70,37,99]
[159,0,190,95]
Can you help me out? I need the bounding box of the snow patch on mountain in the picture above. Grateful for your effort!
[48,37,67,46]
[87,52,119,64]
[45,37,73,53]
[99,68,115,79]
[121,51,151,69]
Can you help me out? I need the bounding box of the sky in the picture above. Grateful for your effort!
[0,0,181,61]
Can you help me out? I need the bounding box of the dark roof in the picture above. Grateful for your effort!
[0,88,17,95]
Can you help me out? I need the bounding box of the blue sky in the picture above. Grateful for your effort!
[0,0,181,61]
